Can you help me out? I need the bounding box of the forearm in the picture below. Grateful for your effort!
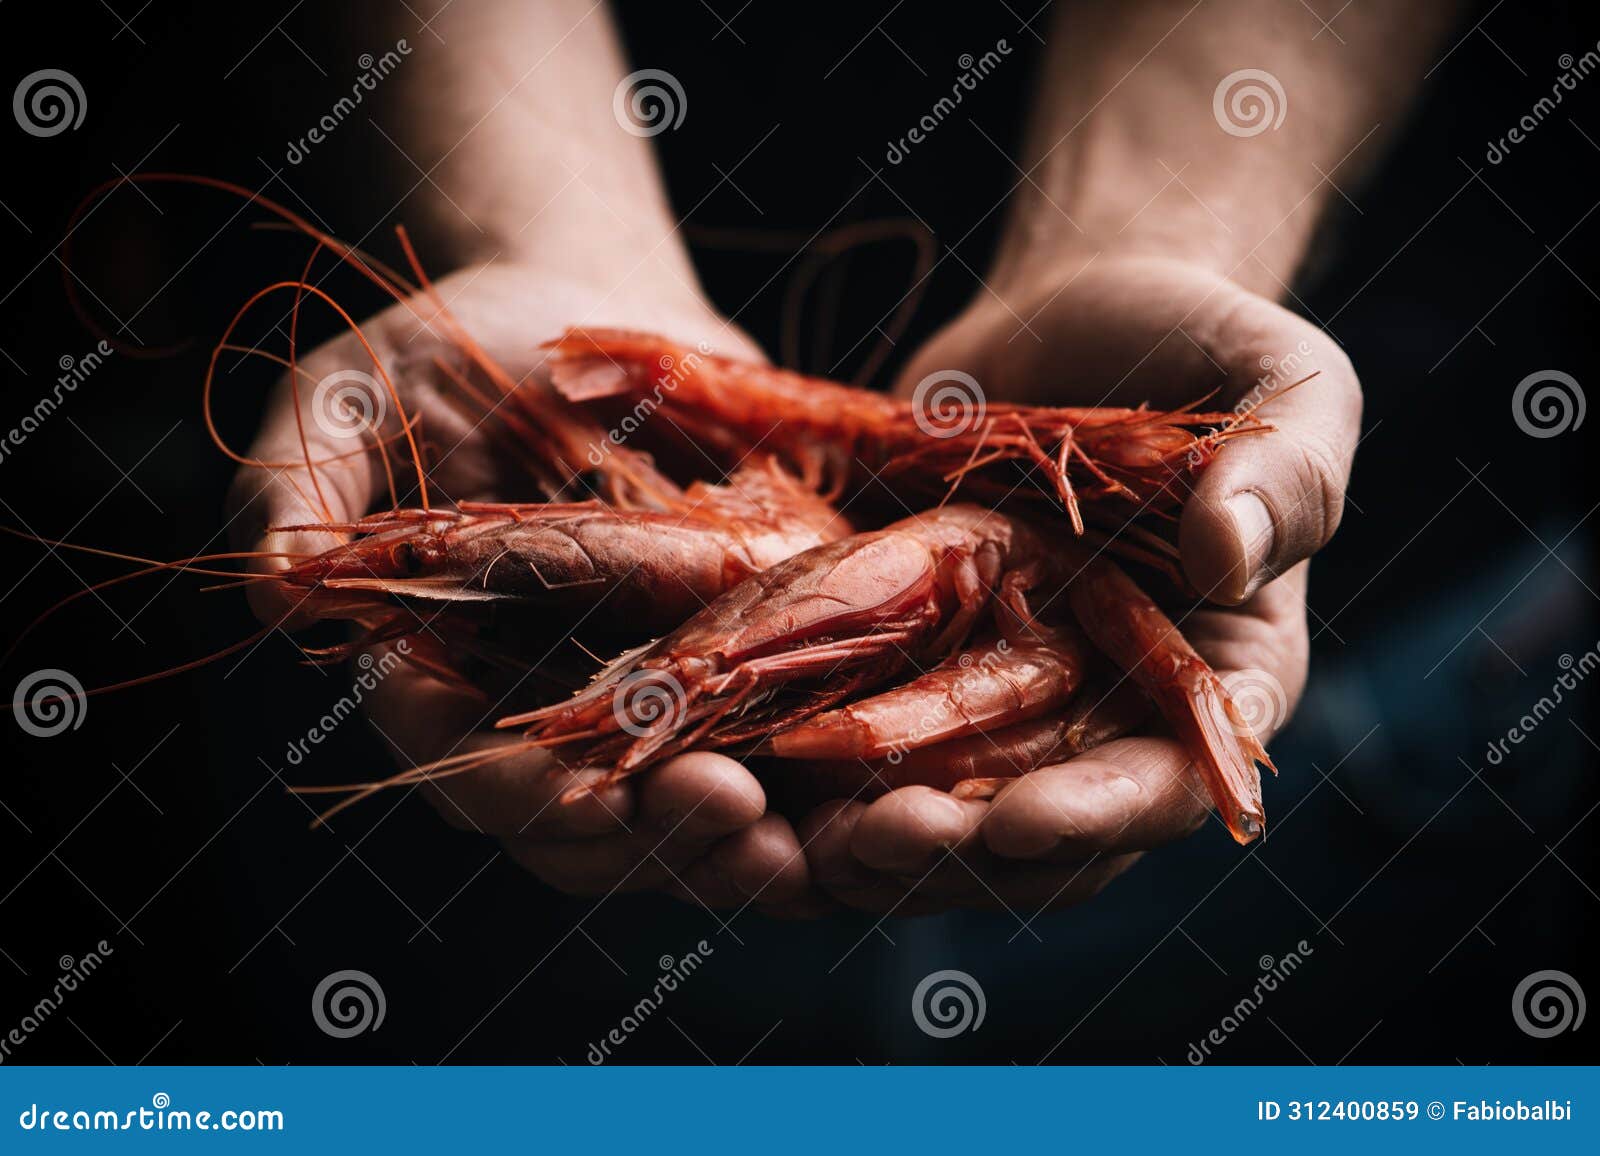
[378,0,701,305]
[991,0,1460,298]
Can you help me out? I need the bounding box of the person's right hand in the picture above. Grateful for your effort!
[227,259,816,914]
[800,253,1355,914]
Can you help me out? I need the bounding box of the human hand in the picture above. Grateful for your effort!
[800,254,1358,914]
[227,260,814,912]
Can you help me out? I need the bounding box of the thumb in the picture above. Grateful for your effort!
[1180,318,1362,604]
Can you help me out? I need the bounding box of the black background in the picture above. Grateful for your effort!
[1,1,1595,1064]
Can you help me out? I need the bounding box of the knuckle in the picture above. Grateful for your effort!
[1292,430,1350,552]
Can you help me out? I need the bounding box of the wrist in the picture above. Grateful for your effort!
[989,178,1319,306]
[987,114,1325,304]
[423,182,702,300]
[447,250,758,366]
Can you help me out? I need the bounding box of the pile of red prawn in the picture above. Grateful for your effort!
[11,174,1296,847]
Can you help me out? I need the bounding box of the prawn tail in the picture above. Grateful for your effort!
[1066,555,1273,845]
[1153,671,1272,844]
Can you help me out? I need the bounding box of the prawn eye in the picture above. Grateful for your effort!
[392,541,425,576]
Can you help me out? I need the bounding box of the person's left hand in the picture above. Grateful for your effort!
[797,254,1357,915]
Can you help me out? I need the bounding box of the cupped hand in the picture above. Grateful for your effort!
[227,260,815,912]
[801,254,1359,915]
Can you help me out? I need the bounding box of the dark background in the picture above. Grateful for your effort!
[1,1,1594,1064]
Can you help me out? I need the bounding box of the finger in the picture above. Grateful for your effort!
[800,799,1137,913]
[635,752,766,843]
[977,565,1310,861]
[425,740,635,839]
[226,337,398,627]
[848,786,989,876]
[796,802,949,916]
[363,659,633,838]
[1180,305,1362,603]
[799,800,883,892]
[706,814,811,906]
[1180,564,1312,719]
[981,738,1212,861]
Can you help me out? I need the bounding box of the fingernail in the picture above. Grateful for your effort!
[927,792,968,828]
[1225,492,1275,601]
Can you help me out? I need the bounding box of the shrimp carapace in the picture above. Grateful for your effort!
[542,327,1277,535]
[498,504,1275,842]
